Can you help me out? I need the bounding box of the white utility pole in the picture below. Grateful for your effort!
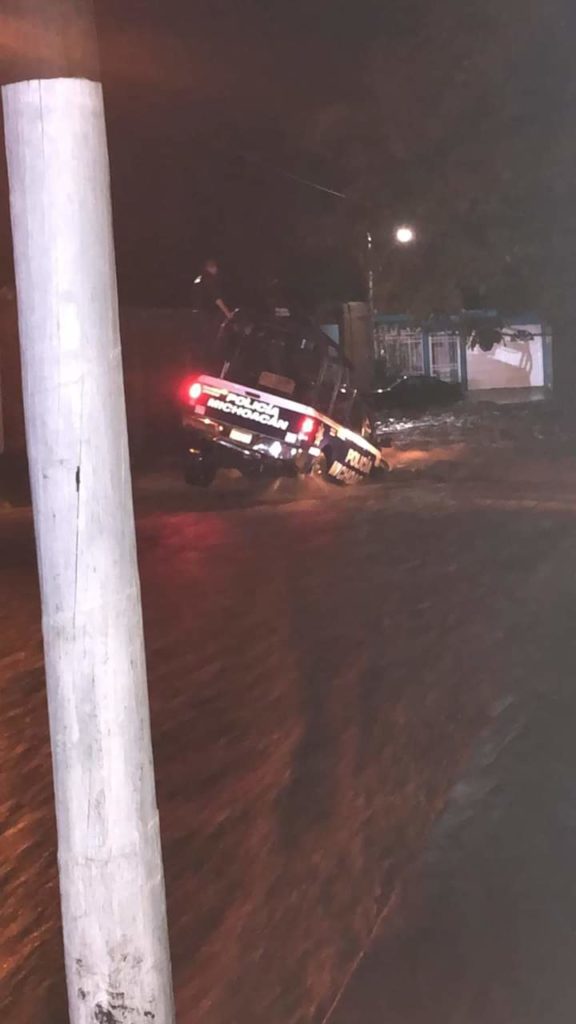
[1,2,175,1022]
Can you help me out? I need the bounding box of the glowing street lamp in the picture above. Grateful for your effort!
[395,225,415,245]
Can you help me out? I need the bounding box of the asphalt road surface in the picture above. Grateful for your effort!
[2,467,576,1023]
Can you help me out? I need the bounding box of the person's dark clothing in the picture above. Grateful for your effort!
[194,271,225,314]
[190,269,228,371]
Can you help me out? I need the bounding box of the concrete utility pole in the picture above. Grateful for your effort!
[1,2,175,1022]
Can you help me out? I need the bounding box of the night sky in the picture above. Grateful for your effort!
[0,0,574,312]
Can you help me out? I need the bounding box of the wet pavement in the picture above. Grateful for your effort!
[332,532,576,1024]
[1,468,576,1023]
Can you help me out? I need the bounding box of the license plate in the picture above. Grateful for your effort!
[230,428,253,445]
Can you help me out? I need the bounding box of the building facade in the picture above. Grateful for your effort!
[374,312,553,394]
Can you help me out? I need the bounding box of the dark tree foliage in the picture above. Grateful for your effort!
[0,0,573,322]
[293,0,574,316]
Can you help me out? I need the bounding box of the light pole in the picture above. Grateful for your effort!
[368,224,416,308]
[368,224,416,355]
[367,230,375,317]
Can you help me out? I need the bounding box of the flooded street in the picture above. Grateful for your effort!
[1,468,576,1023]
[333,531,576,1024]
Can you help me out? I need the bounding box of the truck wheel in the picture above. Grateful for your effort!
[369,460,390,482]
[242,462,267,481]
[308,453,329,479]
[184,457,215,487]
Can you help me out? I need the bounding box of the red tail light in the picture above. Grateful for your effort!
[299,416,317,440]
[189,381,203,401]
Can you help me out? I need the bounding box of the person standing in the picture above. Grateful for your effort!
[192,259,234,370]
[194,259,233,321]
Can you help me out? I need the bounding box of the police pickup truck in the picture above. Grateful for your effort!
[179,311,381,486]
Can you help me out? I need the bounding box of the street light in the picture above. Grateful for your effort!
[395,225,415,245]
